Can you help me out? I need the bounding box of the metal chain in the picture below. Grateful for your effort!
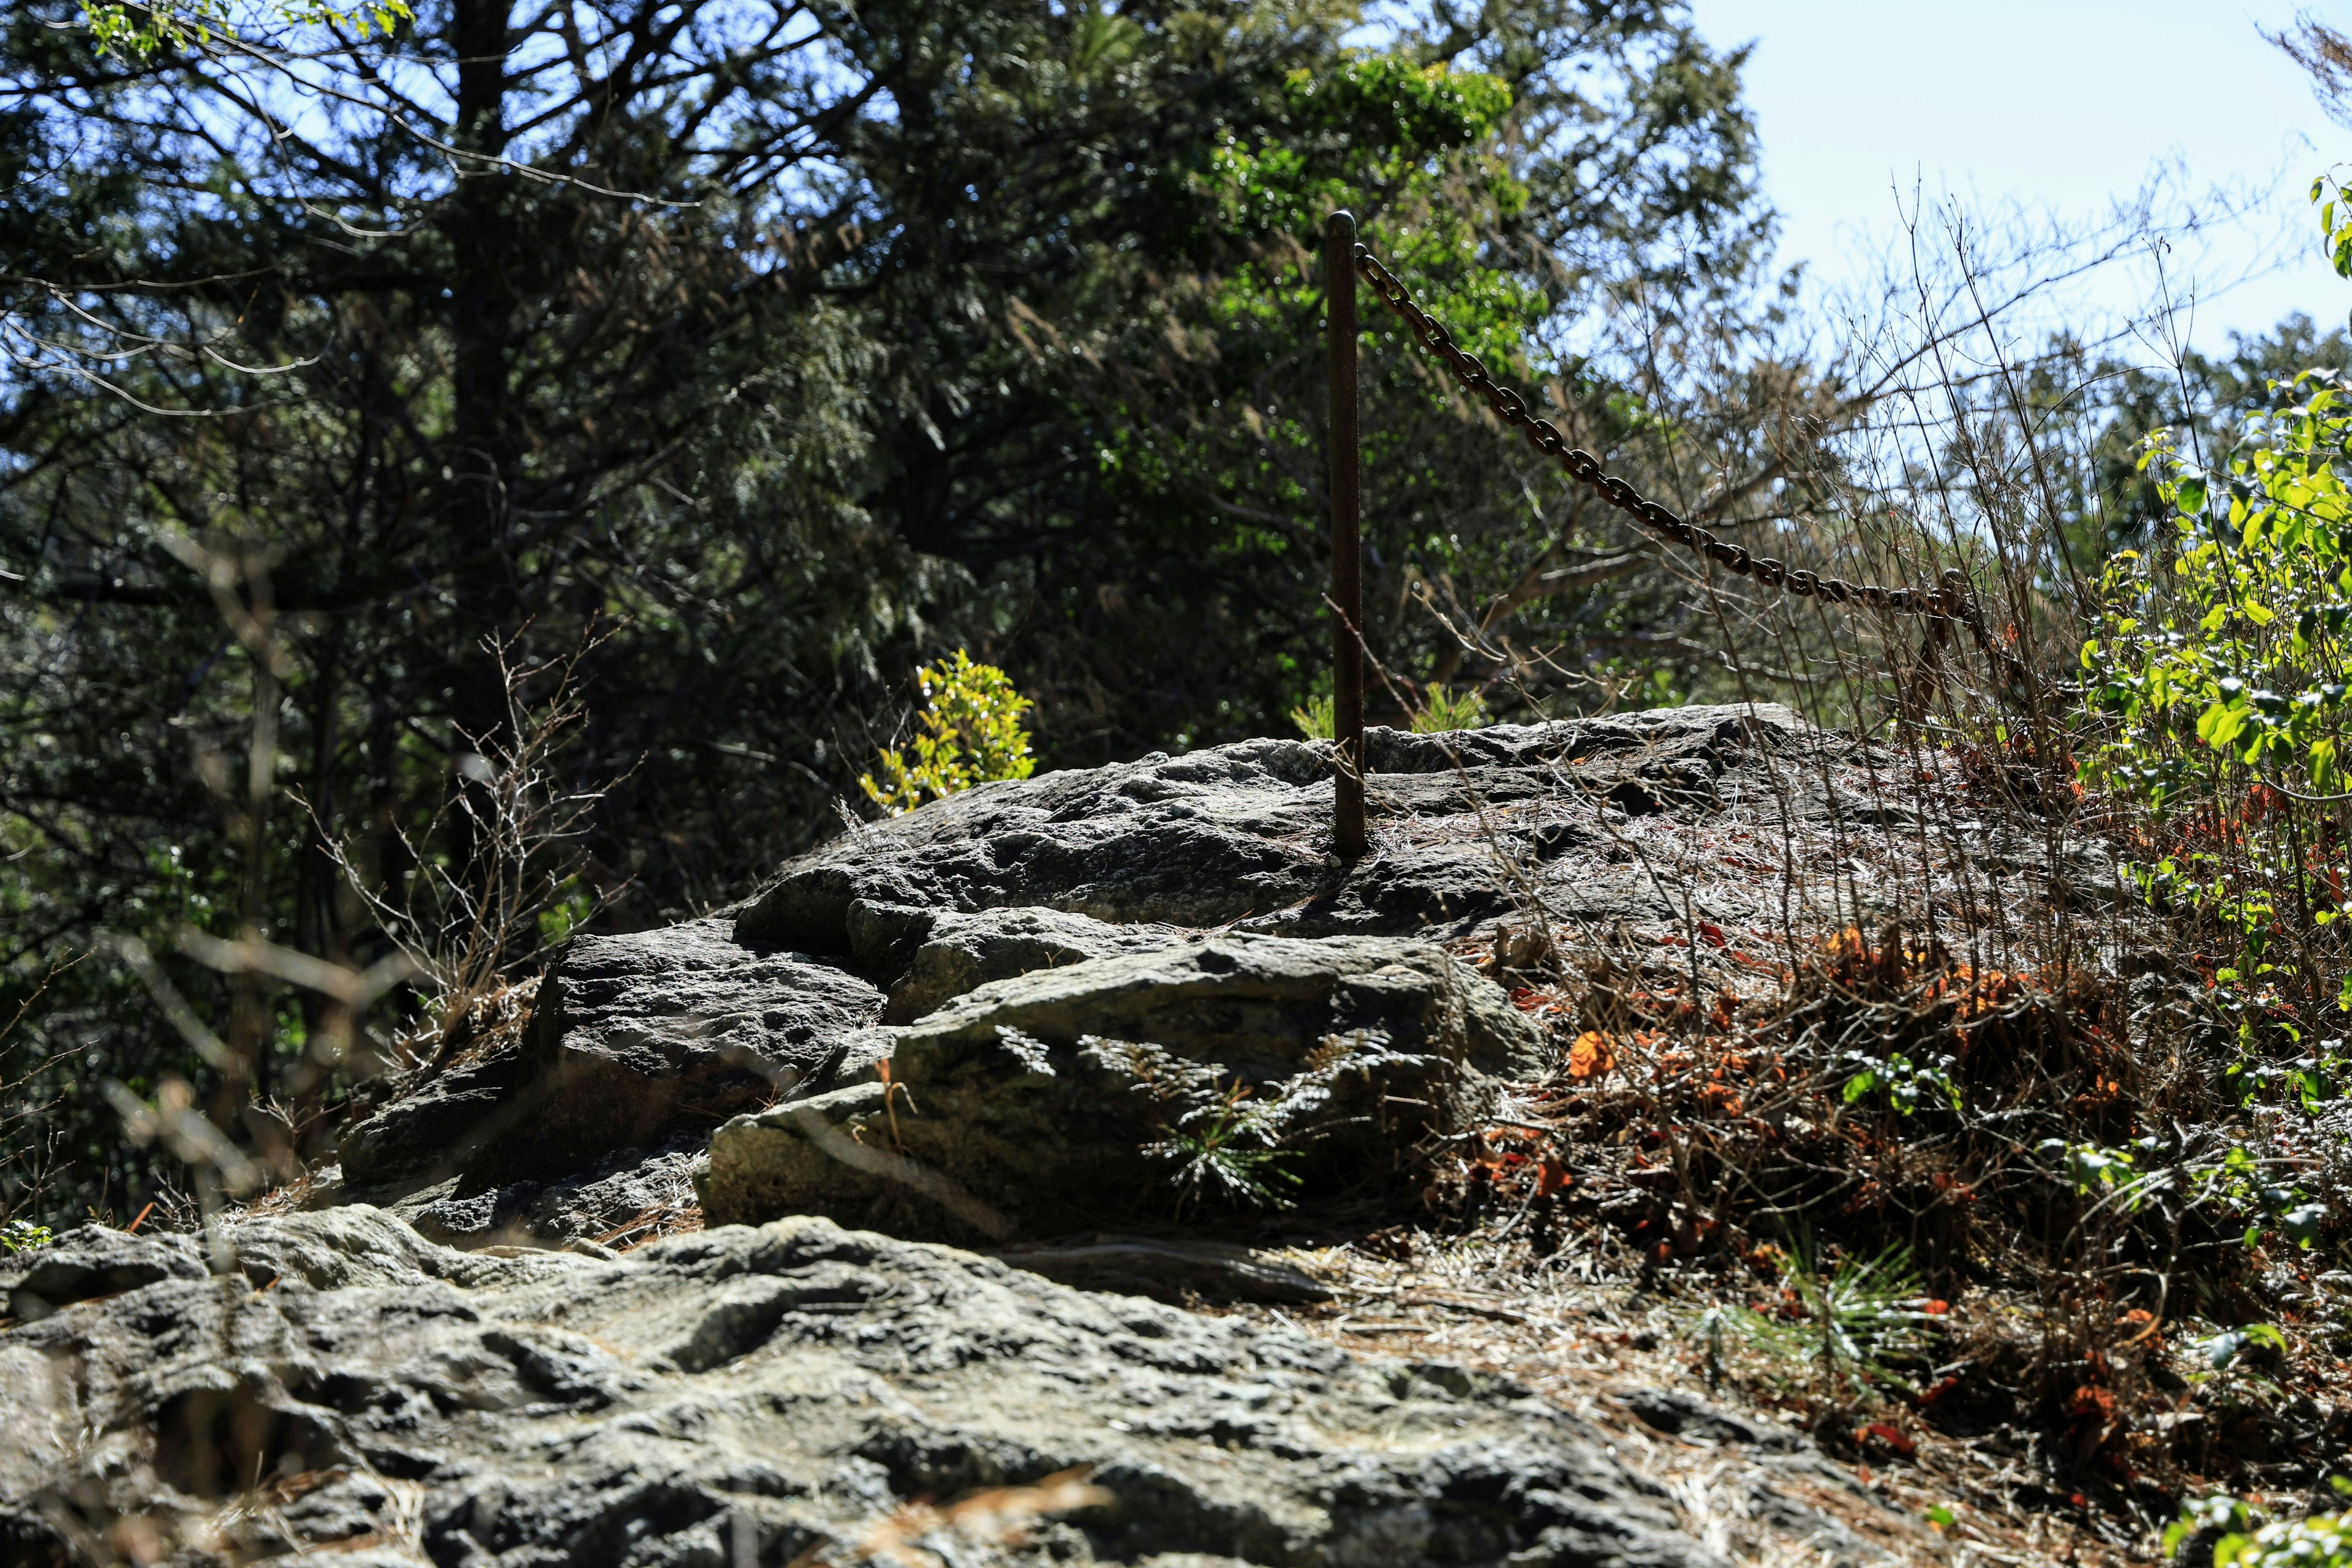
[1351,244,2023,685]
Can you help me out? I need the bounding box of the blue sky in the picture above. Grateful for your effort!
[1686,0,2350,353]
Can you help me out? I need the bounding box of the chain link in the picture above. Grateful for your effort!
[1351,244,2024,687]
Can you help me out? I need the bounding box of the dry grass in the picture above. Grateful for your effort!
[1234,831,2350,1563]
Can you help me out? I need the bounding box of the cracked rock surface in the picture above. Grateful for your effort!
[734,707,1821,962]
[337,919,883,1202]
[0,1210,1726,1568]
[326,701,2084,1249]
[700,933,1548,1239]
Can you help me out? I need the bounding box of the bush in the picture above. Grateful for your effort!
[1288,685,1489,739]
[1413,685,1491,733]
[2079,368,2352,1030]
[860,651,1036,815]
[2169,1485,2352,1568]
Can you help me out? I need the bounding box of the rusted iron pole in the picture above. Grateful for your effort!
[1326,209,1366,860]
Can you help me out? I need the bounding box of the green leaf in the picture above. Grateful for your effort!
[2201,703,2247,750]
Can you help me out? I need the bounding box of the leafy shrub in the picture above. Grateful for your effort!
[860,650,1036,815]
[1412,685,1490,733]
[1290,694,1336,741]
[2168,1482,2352,1568]
[2078,181,2352,1041]
[2079,368,2352,1030]
[1288,685,1489,739]
[0,1219,51,1255]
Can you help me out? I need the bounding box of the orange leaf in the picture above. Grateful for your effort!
[1566,1030,1616,1080]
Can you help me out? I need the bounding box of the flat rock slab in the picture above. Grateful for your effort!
[884,905,1190,1023]
[891,932,1545,1082]
[0,1210,1725,1568]
[699,935,1546,1240]
[736,704,1820,964]
[996,1234,1334,1305]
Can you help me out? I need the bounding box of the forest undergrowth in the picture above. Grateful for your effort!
[1302,513,2352,1564]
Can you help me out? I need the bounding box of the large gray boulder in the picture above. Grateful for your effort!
[736,706,1815,965]
[483,918,885,1182]
[337,919,882,1193]
[698,934,1547,1240]
[329,704,2015,1256]
[0,1209,1725,1568]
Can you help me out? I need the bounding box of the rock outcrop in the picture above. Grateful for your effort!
[699,933,1548,1240]
[333,703,1851,1238]
[339,919,883,1203]
[0,1210,1727,1567]
[4,706,2033,1566]
[734,707,1817,964]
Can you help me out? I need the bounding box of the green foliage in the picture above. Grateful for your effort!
[1202,57,1537,371]
[2040,1137,2322,1251]
[81,0,408,57]
[2168,1479,2352,1568]
[2079,379,2352,812]
[1839,1050,1961,1117]
[1286,685,1488,739]
[1717,1240,1940,1397]
[1411,685,1490,733]
[535,878,594,950]
[1078,1035,1300,1213]
[1149,1082,1303,1213]
[2188,1322,2288,1371]
[2078,342,2352,1045]
[1290,695,1336,741]
[0,1219,52,1254]
[860,651,1037,816]
[2318,172,2352,282]
[1080,1028,1422,1215]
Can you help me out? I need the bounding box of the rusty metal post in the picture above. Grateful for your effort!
[1326,210,1366,859]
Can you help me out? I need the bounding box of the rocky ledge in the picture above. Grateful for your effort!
[2,1209,1728,1567]
[1,704,2075,1564]
[327,702,1942,1248]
